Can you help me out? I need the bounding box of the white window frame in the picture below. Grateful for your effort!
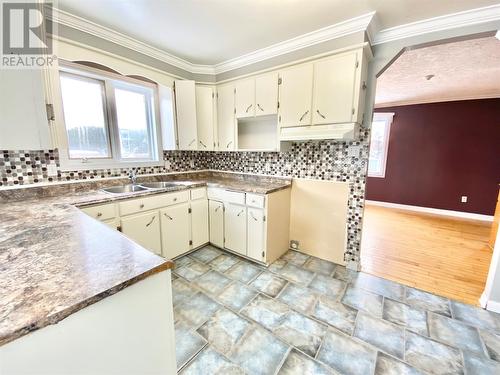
[368,112,394,178]
[55,60,163,171]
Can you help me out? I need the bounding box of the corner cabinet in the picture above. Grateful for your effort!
[207,187,291,264]
[195,85,216,150]
[216,83,236,151]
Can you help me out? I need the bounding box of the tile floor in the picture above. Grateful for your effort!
[172,245,500,375]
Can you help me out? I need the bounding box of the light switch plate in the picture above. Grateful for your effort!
[164,160,171,169]
[47,164,58,177]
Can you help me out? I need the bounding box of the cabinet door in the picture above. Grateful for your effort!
[103,218,120,230]
[312,52,358,125]
[235,78,255,118]
[278,63,313,128]
[120,211,162,255]
[160,203,191,259]
[208,200,224,248]
[247,208,266,262]
[217,84,235,150]
[0,69,51,149]
[195,85,215,150]
[191,199,209,248]
[224,203,247,256]
[174,80,198,150]
[255,73,278,116]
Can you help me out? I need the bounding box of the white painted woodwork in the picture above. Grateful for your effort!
[216,84,236,150]
[174,80,198,150]
[0,69,51,150]
[247,207,266,262]
[278,63,314,127]
[235,78,255,118]
[159,85,177,150]
[208,200,224,248]
[246,193,265,208]
[80,203,117,221]
[0,271,177,374]
[103,218,120,230]
[118,190,189,216]
[190,187,207,200]
[255,72,278,116]
[207,187,245,204]
[237,116,279,151]
[289,179,348,265]
[120,211,162,255]
[160,203,191,259]
[191,199,209,248]
[224,203,247,255]
[312,51,358,125]
[195,85,215,150]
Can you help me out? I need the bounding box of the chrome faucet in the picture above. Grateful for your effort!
[128,170,137,185]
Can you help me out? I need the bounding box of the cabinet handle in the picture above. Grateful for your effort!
[215,205,221,212]
[199,140,207,148]
[257,103,264,112]
[250,212,258,221]
[140,204,145,209]
[299,110,309,122]
[316,110,326,119]
[146,216,156,227]
[245,104,253,113]
[96,212,102,217]
[173,197,177,202]
[237,209,245,217]
[188,139,196,146]
[226,141,233,149]
[164,213,173,220]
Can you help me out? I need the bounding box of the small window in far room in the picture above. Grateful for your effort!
[368,112,394,178]
[58,61,161,170]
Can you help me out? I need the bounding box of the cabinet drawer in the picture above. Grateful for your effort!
[81,203,116,221]
[190,187,207,200]
[246,193,265,208]
[119,191,189,216]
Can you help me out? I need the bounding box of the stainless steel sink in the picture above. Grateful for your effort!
[139,181,184,189]
[102,184,149,194]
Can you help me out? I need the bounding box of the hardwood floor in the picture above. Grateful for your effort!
[360,204,493,306]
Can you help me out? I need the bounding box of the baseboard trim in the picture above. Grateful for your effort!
[479,292,489,309]
[485,300,500,313]
[365,200,494,222]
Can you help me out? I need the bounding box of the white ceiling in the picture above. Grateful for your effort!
[375,36,500,107]
[57,0,499,65]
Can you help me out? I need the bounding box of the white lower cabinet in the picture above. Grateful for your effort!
[247,208,266,262]
[103,218,120,230]
[160,203,191,259]
[191,199,209,248]
[120,211,162,256]
[224,203,247,256]
[209,200,224,248]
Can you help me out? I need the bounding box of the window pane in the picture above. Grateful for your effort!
[60,74,110,159]
[368,120,388,176]
[114,87,153,159]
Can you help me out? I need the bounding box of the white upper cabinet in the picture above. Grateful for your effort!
[235,78,255,118]
[174,80,198,150]
[312,51,358,125]
[278,63,314,128]
[255,72,278,116]
[0,69,51,150]
[216,83,236,151]
[195,85,215,150]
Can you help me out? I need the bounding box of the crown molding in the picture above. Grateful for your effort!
[373,4,500,45]
[212,12,376,74]
[374,93,500,108]
[48,7,216,75]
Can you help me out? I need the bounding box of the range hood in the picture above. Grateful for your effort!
[280,123,359,141]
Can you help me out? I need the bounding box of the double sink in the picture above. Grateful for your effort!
[102,181,189,194]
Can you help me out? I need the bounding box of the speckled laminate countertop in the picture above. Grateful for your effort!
[0,171,291,346]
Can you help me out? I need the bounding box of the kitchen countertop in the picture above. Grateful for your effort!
[0,171,291,346]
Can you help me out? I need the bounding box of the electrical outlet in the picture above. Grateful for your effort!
[190,160,195,168]
[47,164,58,177]
[348,145,361,158]
[461,196,468,203]
[290,240,299,250]
[164,160,171,170]
[265,162,271,172]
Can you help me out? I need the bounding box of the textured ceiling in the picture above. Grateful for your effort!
[57,0,499,65]
[375,36,500,107]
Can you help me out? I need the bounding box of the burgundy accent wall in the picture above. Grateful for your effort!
[366,99,500,215]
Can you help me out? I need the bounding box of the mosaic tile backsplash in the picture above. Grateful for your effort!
[0,130,369,263]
